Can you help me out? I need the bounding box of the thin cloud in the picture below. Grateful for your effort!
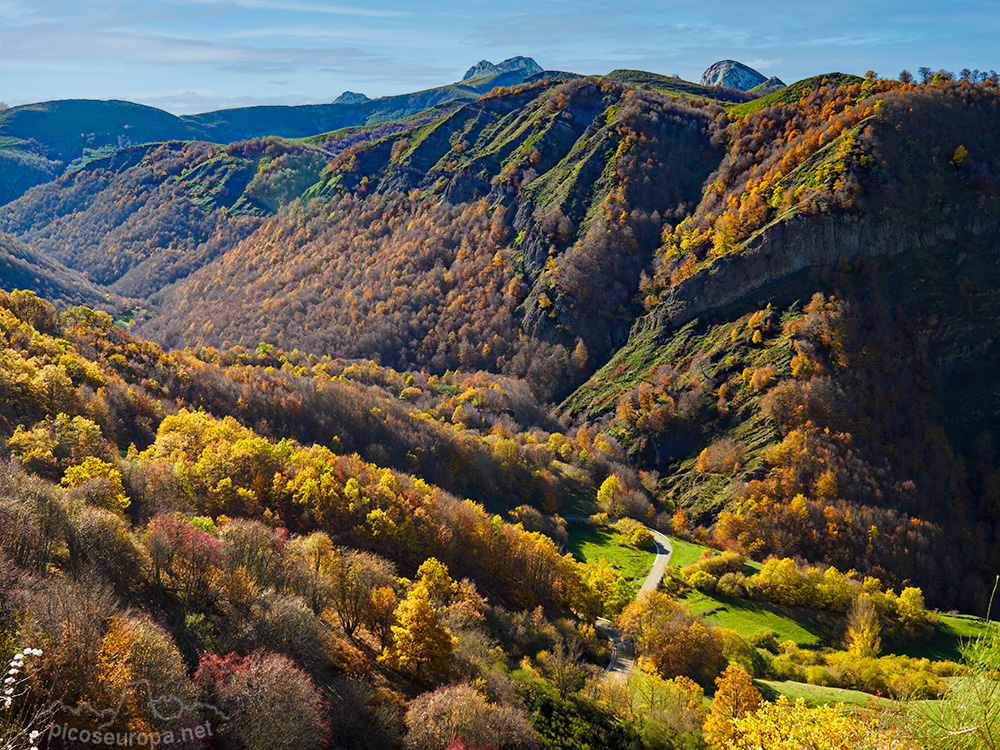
[195,0,412,17]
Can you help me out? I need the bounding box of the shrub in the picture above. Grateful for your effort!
[717,572,748,599]
[196,650,329,750]
[688,570,718,594]
[749,630,780,653]
[404,683,539,750]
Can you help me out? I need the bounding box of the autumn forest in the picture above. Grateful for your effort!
[1,60,999,750]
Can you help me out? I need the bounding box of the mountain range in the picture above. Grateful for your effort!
[2,59,999,614]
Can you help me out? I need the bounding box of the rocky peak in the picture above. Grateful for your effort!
[700,60,768,91]
[496,56,543,75]
[462,56,542,81]
[333,91,371,105]
[463,60,500,80]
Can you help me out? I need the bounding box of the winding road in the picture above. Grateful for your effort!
[594,525,672,687]
[557,516,673,691]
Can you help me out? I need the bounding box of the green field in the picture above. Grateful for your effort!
[755,679,892,709]
[680,590,835,646]
[667,537,715,568]
[566,525,655,585]
[890,613,994,662]
[665,537,764,574]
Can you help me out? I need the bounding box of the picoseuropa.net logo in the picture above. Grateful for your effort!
[40,680,228,748]
[47,720,216,748]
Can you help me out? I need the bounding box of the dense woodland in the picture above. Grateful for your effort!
[1,67,999,749]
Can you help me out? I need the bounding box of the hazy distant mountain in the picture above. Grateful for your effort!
[0,58,548,205]
[333,91,371,105]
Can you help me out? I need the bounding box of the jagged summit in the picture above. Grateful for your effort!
[333,91,371,105]
[462,56,542,81]
[700,60,778,91]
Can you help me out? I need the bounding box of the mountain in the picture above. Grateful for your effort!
[750,76,787,95]
[0,60,548,206]
[3,66,999,613]
[700,59,775,90]
[563,75,1000,611]
[3,63,1000,749]
[462,56,542,81]
[333,91,371,105]
[463,60,501,80]
[134,76,720,396]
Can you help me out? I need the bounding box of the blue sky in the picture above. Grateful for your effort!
[2,0,998,115]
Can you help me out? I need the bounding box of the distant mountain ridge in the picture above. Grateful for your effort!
[0,57,547,205]
[333,91,371,105]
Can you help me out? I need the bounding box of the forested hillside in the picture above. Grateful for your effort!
[2,66,1000,749]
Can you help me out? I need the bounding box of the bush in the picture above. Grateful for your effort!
[688,570,718,594]
[196,650,329,750]
[404,683,539,750]
[680,550,745,580]
[627,526,654,550]
[749,630,780,653]
[717,572,747,599]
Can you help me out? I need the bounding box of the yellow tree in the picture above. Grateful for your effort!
[61,456,130,515]
[847,592,881,658]
[721,696,892,750]
[380,582,455,675]
[704,664,762,748]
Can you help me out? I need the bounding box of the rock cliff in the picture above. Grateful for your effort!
[700,60,768,90]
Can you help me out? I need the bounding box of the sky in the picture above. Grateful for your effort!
[1,0,998,115]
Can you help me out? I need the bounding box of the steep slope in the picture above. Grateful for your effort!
[136,77,723,398]
[564,77,1000,612]
[0,139,327,298]
[0,232,114,309]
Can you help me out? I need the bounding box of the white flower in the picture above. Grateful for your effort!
[30,648,42,656]
[3,687,13,695]
[3,698,11,709]
[3,677,13,684]
[29,730,40,740]
[12,653,23,661]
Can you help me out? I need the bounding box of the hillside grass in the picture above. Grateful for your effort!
[566,525,654,586]
[755,678,892,709]
[667,537,716,568]
[890,613,994,662]
[680,589,835,646]
[728,72,863,119]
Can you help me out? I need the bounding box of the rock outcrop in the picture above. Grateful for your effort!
[643,198,1000,335]
[699,60,768,91]
[462,56,542,81]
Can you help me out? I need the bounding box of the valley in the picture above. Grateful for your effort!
[1,57,998,749]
